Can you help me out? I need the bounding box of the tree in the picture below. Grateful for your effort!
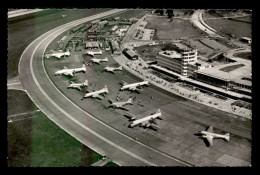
[159,9,164,16]
[154,9,161,14]
[166,9,174,18]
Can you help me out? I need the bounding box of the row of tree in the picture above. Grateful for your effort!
[154,9,174,18]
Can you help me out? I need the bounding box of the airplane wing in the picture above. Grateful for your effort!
[206,126,213,133]
[205,135,214,146]
[121,80,128,86]
[123,113,136,121]
[56,54,62,58]
[149,124,160,131]
[92,94,103,99]
[129,86,137,91]
[108,70,115,74]
[64,71,74,76]
[148,118,158,124]
[140,121,160,131]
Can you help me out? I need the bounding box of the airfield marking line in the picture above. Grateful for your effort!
[35,11,192,166]
[17,9,193,166]
[8,112,30,118]
[26,9,159,166]
[18,9,127,75]
[8,109,41,118]
[8,115,41,123]
[31,41,157,167]
[7,82,21,85]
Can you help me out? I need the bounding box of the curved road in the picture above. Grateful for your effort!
[18,9,192,166]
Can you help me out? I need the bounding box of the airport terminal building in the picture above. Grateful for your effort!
[154,43,251,97]
[156,46,202,77]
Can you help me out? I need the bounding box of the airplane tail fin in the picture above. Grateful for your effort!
[69,81,74,85]
[224,133,230,142]
[83,79,89,86]
[104,58,108,62]
[82,64,86,68]
[156,108,161,114]
[127,98,133,104]
[104,85,109,93]
[118,66,123,70]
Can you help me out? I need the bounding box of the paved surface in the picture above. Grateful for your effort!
[18,9,192,166]
[91,158,112,166]
[190,10,223,38]
[7,76,24,90]
[17,9,251,166]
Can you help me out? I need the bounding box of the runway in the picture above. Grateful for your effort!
[18,9,192,166]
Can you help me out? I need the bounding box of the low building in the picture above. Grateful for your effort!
[111,25,118,32]
[112,40,120,54]
[87,25,98,41]
[123,49,138,60]
[118,21,132,25]
[115,27,129,37]
[85,41,99,49]
[195,62,252,95]
[129,17,138,23]
[98,20,108,28]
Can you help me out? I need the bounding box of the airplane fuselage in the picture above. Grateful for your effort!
[105,66,122,72]
[84,88,108,98]
[48,51,70,58]
[68,83,86,88]
[86,51,102,56]
[130,112,161,127]
[121,81,149,90]
[55,67,86,75]
[112,102,131,108]
[199,131,229,140]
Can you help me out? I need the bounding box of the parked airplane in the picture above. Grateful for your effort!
[55,64,86,76]
[86,50,102,56]
[197,126,230,146]
[46,50,70,59]
[91,57,108,64]
[108,98,133,110]
[83,85,108,99]
[68,79,88,90]
[120,80,149,92]
[104,65,123,73]
[149,42,159,46]
[124,109,163,130]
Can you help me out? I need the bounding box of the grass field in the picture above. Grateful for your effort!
[8,90,102,167]
[103,161,119,167]
[219,64,245,72]
[105,9,149,20]
[203,12,252,38]
[135,42,176,61]
[145,16,203,40]
[234,52,251,60]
